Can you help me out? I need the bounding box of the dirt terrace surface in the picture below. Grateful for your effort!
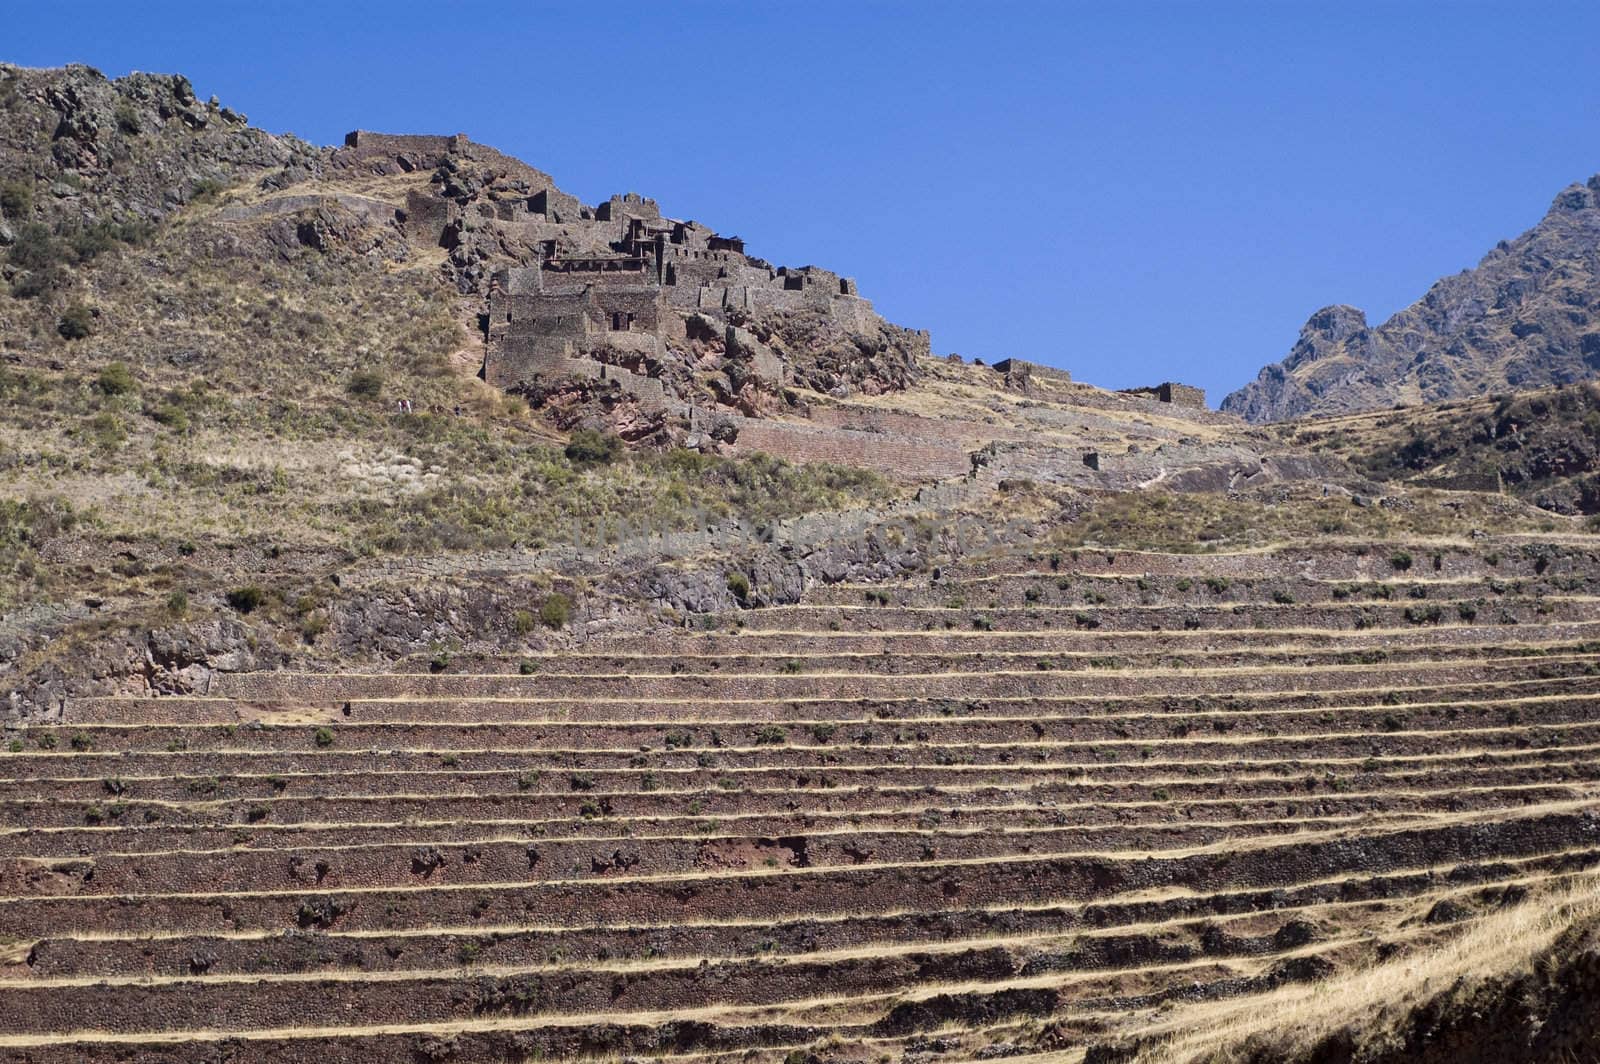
[2,542,1599,1063]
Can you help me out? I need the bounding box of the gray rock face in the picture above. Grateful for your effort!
[0,63,321,233]
[1224,176,1600,421]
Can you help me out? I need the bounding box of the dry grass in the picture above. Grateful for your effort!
[1110,872,1600,1063]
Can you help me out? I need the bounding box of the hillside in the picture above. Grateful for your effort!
[1223,175,1600,422]
[1277,382,1600,516]
[3,62,1600,1064]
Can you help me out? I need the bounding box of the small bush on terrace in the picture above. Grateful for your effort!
[1390,551,1414,571]
[346,371,385,400]
[0,180,32,217]
[539,592,571,629]
[58,303,95,341]
[726,572,751,603]
[96,364,136,398]
[563,428,622,466]
[226,586,265,613]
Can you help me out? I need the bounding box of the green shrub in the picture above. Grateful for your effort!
[539,592,571,629]
[564,428,623,465]
[65,219,152,262]
[114,101,142,134]
[1403,604,1443,625]
[300,611,329,643]
[346,371,385,400]
[190,176,227,203]
[518,658,538,675]
[69,732,94,751]
[513,609,536,635]
[755,725,787,745]
[0,180,32,217]
[226,586,265,613]
[97,361,136,396]
[86,411,126,451]
[726,572,751,602]
[58,303,95,341]
[5,222,56,269]
[312,727,334,748]
[1390,551,1414,571]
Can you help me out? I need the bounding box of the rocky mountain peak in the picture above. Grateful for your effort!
[1223,170,1600,422]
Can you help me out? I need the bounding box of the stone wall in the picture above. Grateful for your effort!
[806,406,1030,445]
[992,359,1072,384]
[342,131,465,154]
[1121,381,1207,408]
[725,420,971,480]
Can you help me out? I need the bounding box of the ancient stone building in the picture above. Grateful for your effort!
[991,358,1073,384]
[1120,381,1207,408]
[334,130,931,418]
[481,185,892,408]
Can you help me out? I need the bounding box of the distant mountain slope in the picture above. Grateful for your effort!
[1223,176,1600,422]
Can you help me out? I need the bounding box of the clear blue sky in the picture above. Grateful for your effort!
[11,1,1600,403]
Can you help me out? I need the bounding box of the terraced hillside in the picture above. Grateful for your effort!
[3,536,1599,1062]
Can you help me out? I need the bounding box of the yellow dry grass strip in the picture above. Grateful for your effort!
[27,850,1595,953]
[5,723,1594,774]
[1068,871,1600,1064]
[13,737,1594,789]
[200,649,1600,684]
[1,797,1593,906]
[0,809,1434,865]
[712,592,1600,615]
[0,804,1436,853]
[168,628,1600,664]
[6,766,1591,821]
[605,613,1600,637]
[828,571,1543,589]
[48,680,1600,731]
[0,926,1457,1048]
[0,870,1539,992]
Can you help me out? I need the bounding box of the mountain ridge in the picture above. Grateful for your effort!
[1223,176,1600,422]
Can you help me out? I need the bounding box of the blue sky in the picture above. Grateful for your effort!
[10,1,1600,403]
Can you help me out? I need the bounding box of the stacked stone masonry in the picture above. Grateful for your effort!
[3,541,1600,1060]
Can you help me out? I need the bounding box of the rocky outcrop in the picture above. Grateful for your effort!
[0,63,319,230]
[1225,176,1600,421]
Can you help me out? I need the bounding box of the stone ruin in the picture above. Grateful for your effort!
[483,211,885,412]
[1119,381,1207,408]
[335,132,930,431]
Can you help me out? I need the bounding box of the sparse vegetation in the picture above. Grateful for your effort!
[225,586,265,613]
[538,593,571,630]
